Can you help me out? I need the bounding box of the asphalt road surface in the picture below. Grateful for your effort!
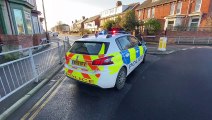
[7,47,212,120]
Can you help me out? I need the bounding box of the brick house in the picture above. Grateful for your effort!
[100,1,140,28]
[84,15,100,33]
[0,0,46,51]
[70,16,87,33]
[136,0,212,31]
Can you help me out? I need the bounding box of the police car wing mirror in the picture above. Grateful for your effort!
[138,41,142,46]
[141,41,146,46]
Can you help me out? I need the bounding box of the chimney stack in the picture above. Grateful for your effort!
[82,16,85,20]
[116,1,122,7]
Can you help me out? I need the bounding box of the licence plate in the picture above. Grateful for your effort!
[72,60,87,67]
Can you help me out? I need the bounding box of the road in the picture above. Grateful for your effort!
[6,46,212,120]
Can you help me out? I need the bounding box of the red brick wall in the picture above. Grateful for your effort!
[181,0,189,14]
[136,0,212,27]
[0,34,46,48]
[33,34,46,46]
[166,31,212,37]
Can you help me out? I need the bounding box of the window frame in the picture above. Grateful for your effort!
[13,9,25,35]
[195,0,202,12]
[189,17,200,27]
[147,8,151,18]
[32,16,40,34]
[176,1,182,14]
[151,7,155,18]
[24,11,33,34]
[170,3,175,15]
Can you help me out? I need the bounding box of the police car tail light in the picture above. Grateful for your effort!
[92,56,114,65]
[65,55,69,63]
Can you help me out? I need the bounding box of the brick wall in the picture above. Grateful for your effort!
[136,0,212,27]
[166,31,212,37]
[33,34,46,46]
[0,34,47,49]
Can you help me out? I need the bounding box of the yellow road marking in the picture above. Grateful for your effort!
[21,77,65,120]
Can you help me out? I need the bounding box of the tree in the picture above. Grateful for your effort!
[56,21,63,32]
[103,20,115,30]
[120,10,139,32]
[144,18,161,35]
[113,16,122,28]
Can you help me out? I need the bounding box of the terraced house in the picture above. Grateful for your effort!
[136,0,212,31]
[0,0,46,50]
[100,1,140,28]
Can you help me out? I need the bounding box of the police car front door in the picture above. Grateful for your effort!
[116,36,137,74]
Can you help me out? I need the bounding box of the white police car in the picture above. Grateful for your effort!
[64,33,147,90]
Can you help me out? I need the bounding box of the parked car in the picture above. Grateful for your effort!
[64,33,147,90]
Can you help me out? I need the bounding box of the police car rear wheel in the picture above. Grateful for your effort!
[115,67,127,90]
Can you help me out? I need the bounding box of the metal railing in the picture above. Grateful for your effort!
[167,27,212,32]
[0,42,69,102]
[168,36,212,45]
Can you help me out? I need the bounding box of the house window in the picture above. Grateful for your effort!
[13,9,25,34]
[170,3,175,15]
[195,0,202,12]
[190,18,199,27]
[32,16,40,34]
[147,8,151,18]
[24,11,33,34]
[152,7,155,18]
[167,21,174,29]
[138,10,142,20]
[176,2,182,14]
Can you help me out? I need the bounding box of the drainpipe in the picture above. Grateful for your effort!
[5,0,14,34]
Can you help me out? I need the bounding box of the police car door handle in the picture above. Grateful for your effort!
[125,53,130,57]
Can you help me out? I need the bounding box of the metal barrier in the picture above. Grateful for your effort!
[0,42,67,102]
[168,36,212,45]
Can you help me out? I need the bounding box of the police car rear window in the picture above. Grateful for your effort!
[69,41,109,55]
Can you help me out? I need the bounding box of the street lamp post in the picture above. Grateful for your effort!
[42,0,48,40]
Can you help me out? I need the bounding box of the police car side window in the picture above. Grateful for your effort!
[116,36,132,50]
[128,36,139,47]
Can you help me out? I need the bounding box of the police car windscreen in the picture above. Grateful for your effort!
[69,41,109,55]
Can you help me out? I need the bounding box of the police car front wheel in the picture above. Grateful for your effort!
[142,54,146,63]
[115,67,127,90]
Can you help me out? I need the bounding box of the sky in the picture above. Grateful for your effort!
[36,0,144,30]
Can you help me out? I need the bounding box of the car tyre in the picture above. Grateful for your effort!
[115,67,127,90]
[142,54,146,63]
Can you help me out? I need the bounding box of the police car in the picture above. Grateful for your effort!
[64,33,147,90]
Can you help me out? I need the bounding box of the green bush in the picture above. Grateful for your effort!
[83,29,92,34]
[103,20,115,30]
[144,18,161,35]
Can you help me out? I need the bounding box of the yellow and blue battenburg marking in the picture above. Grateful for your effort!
[120,46,144,65]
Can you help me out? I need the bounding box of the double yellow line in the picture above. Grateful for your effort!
[21,76,66,120]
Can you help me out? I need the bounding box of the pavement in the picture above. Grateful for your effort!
[146,43,197,55]
[0,38,66,118]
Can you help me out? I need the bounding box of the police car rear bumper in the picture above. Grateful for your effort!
[64,66,118,89]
